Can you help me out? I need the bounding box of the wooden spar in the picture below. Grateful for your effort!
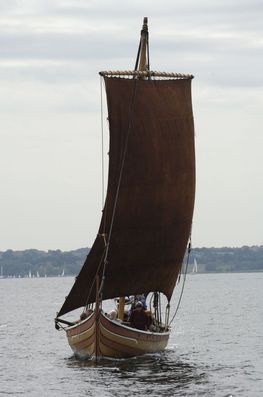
[117,295,125,322]
[55,318,75,327]
[118,297,125,320]
[99,70,194,79]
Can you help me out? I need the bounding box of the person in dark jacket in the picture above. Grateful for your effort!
[128,301,152,330]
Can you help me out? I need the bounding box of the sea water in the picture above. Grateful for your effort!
[0,273,262,396]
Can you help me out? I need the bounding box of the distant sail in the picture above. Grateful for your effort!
[192,258,198,273]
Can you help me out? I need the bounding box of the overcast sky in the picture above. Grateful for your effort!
[0,0,262,251]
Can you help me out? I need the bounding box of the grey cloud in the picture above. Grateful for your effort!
[1,0,263,250]
[0,32,126,60]
[0,29,262,89]
[0,1,262,88]
[47,0,263,33]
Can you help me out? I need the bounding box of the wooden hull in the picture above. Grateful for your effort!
[66,310,170,359]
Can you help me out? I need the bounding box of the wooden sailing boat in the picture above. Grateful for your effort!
[55,18,195,359]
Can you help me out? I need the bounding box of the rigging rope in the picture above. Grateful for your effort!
[82,77,139,306]
[100,76,109,240]
[100,76,105,209]
[99,78,139,300]
[168,236,192,326]
[81,78,108,309]
[83,244,107,309]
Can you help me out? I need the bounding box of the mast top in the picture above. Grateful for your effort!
[142,17,148,32]
[99,17,194,79]
[135,17,150,73]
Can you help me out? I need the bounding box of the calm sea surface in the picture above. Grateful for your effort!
[1,273,263,396]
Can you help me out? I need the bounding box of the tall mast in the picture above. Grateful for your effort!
[118,18,150,321]
[135,17,150,73]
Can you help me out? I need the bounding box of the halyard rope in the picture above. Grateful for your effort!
[169,237,192,326]
[100,76,105,209]
[99,78,139,300]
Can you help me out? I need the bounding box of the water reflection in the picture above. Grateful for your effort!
[66,349,207,396]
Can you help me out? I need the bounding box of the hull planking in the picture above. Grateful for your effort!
[66,310,170,359]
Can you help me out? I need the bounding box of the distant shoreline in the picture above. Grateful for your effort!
[1,271,263,280]
[1,245,263,278]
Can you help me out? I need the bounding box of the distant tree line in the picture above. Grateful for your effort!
[0,245,263,278]
[188,245,263,273]
[0,248,89,278]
